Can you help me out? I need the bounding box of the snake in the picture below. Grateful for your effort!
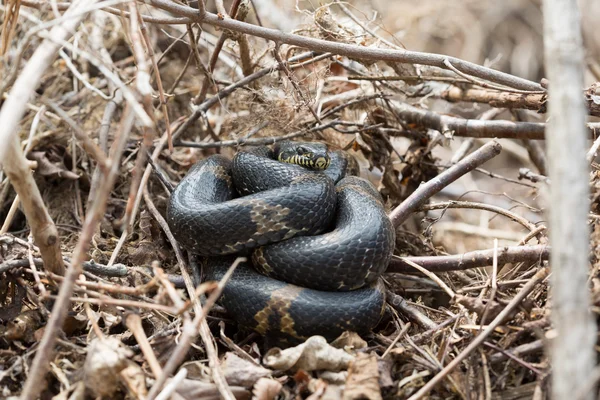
[167,141,395,342]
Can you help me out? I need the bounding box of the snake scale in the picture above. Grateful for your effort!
[167,142,395,342]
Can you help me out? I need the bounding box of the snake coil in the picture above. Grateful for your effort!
[167,142,395,342]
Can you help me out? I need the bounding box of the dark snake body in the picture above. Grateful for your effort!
[167,144,395,341]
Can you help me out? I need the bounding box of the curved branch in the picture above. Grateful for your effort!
[146,0,541,91]
[389,141,503,227]
[388,245,549,273]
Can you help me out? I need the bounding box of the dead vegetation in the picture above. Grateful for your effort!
[0,0,599,399]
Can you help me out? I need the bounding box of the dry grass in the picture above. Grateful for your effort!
[0,1,598,399]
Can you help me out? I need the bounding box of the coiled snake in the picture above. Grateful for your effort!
[167,142,395,342]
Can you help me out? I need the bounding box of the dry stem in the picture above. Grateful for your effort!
[389,141,503,227]
[20,106,134,400]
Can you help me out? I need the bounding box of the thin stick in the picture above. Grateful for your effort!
[389,141,502,227]
[543,1,596,399]
[125,313,164,378]
[420,201,540,232]
[381,322,412,359]
[380,99,600,139]
[2,136,64,275]
[0,0,101,163]
[400,258,455,298]
[407,266,549,399]
[20,106,134,400]
[145,257,245,400]
[145,0,542,91]
[388,245,549,274]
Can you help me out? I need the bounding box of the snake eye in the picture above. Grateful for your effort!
[297,146,308,155]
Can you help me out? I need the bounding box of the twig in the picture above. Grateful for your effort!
[0,257,128,276]
[420,201,540,233]
[192,0,243,105]
[1,136,64,275]
[381,99,600,139]
[442,85,600,118]
[155,368,188,400]
[389,141,502,227]
[20,105,134,400]
[543,1,596,398]
[40,98,110,171]
[442,59,545,95]
[145,257,245,400]
[407,266,549,399]
[399,258,455,298]
[387,245,549,273]
[483,340,544,375]
[0,0,102,162]
[145,0,542,91]
[386,291,437,330]
[125,313,164,378]
[174,119,342,148]
[381,322,412,359]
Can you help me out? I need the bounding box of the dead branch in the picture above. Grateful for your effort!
[145,0,542,91]
[389,141,503,227]
[441,84,600,118]
[543,1,596,399]
[407,266,549,399]
[1,137,64,275]
[0,0,102,162]
[382,99,600,139]
[20,106,134,400]
[388,245,549,273]
[0,257,127,277]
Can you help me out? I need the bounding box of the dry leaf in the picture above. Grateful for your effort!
[263,336,354,372]
[330,332,367,351]
[343,353,382,400]
[174,378,250,400]
[252,377,282,400]
[28,151,79,180]
[120,363,147,399]
[319,371,347,385]
[83,337,133,397]
[307,379,344,400]
[223,352,271,387]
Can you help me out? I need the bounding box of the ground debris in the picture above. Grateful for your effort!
[264,336,354,372]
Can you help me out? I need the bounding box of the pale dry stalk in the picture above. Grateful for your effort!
[543,0,597,398]
[0,0,103,276]
[20,106,135,400]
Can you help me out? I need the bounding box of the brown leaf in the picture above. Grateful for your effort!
[343,353,382,400]
[120,363,148,399]
[263,336,354,372]
[330,332,367,351]
[28,151,79,180]
[222,352,272,387]
[174,378,250,400]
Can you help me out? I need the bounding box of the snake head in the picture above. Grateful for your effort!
[274,141,331,170]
